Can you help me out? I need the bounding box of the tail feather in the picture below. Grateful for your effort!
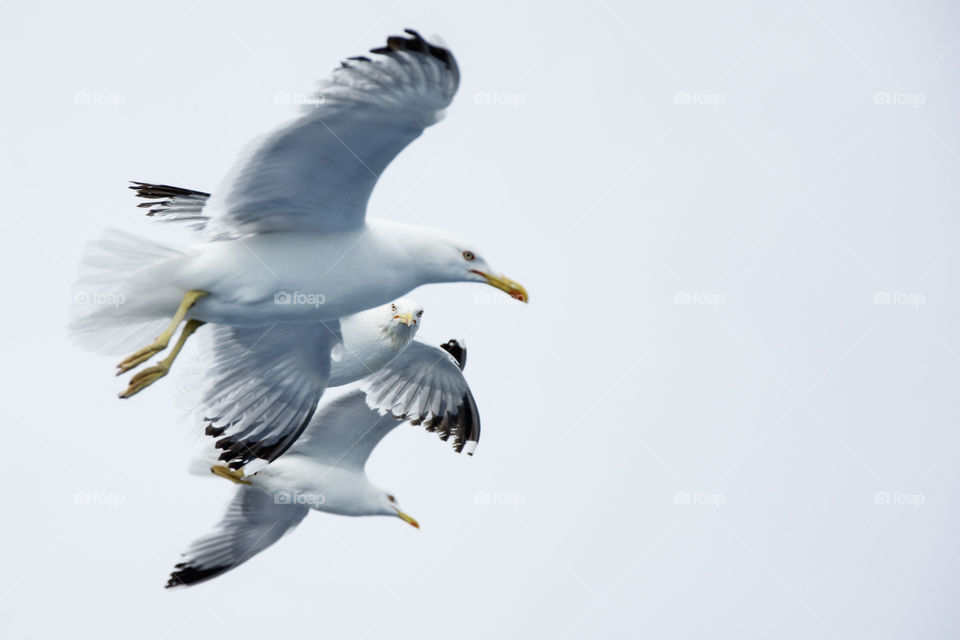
[69,229,185,356]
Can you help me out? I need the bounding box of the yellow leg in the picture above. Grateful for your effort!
[211,464,251,485]
[119,319,205,399]
[116,289,209,374]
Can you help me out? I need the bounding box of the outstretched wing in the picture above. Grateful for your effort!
[360,339,480,454]
[204,29,459,235]
[198,321,340,468]
[288,388,402,472]
[166,486,308,588]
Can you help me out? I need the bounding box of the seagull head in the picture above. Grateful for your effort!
[413,229,528,303]
[462,249,529,303]
[383,492,419,529]
[378,297,423,349]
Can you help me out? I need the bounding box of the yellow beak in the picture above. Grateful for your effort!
[472,270,529,303]
[396,509,420,529]
[394,312,414,326]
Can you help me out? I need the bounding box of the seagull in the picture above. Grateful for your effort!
[70,29,526,465]
[201,298,481,465]
[166,339,473,588]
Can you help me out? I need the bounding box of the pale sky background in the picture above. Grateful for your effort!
[1,1,959,638]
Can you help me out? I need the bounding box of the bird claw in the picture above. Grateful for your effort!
[119,362,170,399]
[116,343,166,375]
[210,465,251,485]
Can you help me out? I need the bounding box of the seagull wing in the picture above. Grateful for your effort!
[166,485,309,588]
[199,321,341,468]
[286,340,478,470]
[288,388,403,472]
[360,339,480,454]
[205,29,460,235]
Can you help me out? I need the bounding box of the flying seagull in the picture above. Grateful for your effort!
[200,298,480,465]
[70,30,525,465]
[167,339,473,588]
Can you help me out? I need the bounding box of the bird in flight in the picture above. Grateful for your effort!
[70,30,526,467]
[167,338,475,588]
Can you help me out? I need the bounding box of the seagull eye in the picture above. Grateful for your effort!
[462,250,475,261]
[390,304,396,312]
[417,310,423,317]
[387,495,396,503]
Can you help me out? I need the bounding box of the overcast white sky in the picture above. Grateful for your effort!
[1,0,959,637]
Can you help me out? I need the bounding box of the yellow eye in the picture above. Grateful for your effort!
[390,304,396,312]
[462,250,475,261]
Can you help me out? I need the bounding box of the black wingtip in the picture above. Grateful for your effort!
[208,402,319,469]
[128,181,210,200]
[439,339,467,371]
[368,29,457,75]
[166,562,231,589]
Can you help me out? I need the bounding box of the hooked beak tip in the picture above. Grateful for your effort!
[472,270,529,303]
[396,509,420,529]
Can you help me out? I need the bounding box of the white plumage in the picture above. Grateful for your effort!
[168,337,475,588]
[198,299,478,466]
[70,30,525,467]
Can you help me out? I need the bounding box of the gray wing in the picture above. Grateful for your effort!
[359,339,480,455]
[203,30,459,235]
[198,321,341,468]
[166,486,308,588]
[288,388,404,472]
